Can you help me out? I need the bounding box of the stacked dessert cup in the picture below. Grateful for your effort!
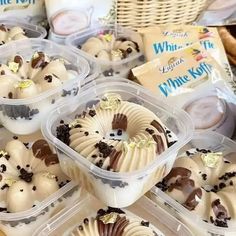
[0,38,89,134]
[0,19,47,45]
[149,131,236,236]
[0,37,92,235]
[65,25,145,78]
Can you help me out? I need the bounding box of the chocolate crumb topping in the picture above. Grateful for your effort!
[0,164,6,173]
[95,141,113,158]
[88,109,96,117]
[141,221,150,227]
[19,168,33,183]
[112,113,128,131]
[1,183,9,190]
[145,128,155,135]
[44,75,53,83]
[56,124,71,146]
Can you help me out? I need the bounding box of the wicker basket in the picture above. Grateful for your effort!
[116,0,208,30]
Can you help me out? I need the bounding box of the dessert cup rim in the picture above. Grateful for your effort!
[0,38,90,105]
[42,79,194,180]
[0,181,78,221]
[0,18,47,39]
[32,194,194,236]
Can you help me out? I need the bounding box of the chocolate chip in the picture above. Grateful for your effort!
[141,221,149,227]
[117,129,122,136]
[0,70,5,75]
[84,132,89,136]
[91,154,97,158]
[13,136,18,139]
[20,189,23,192]
[78,225,83,231]
[88,110,96,117]
[126,47,133,53]
[83,218,89,224]
[145,128,154,135]
[32,186,36,191]
[110,133,115,137]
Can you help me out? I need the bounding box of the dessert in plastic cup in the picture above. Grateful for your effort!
[0,38,90,135]
[65,25,145,78]
[183,93,235,138]
[0,19,46,45]
[42,78,194,208]
[0,129,82,236]
[33,194,194,236]
[150,131,236,236]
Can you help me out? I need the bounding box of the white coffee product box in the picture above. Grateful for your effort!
[0,0,46,25]
[45,0,116,36]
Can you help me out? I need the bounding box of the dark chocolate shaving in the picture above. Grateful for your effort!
[183,188,202,210]
[152,134,165,154]
[44,154,59,166]
[212,199,228,220]
[112,113,128,131]
[109,150,122,171]
[32,139,52,159]
[151,120,165,134]
[31,52,46,69]
[14,55,23,67]
[0,24,7,32]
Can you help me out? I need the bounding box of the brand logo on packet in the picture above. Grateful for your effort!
[0,0,36,6]
[163,29,188,38]
[159,57,185,73]
[158,61,213,97]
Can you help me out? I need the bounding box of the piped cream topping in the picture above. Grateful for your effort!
[67,96,175,173]
[0,25,28,45]
[0,139,68,213]
[0,52,77,99]
[81,33,140,61]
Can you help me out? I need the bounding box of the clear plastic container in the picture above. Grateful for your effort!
[0,38,90,135]
[33,194,194,236]
[149,131,236,236]
[69,46,101,87]
[42,78,194,208]
[65,25,145,78]
[0,19,47,41]
[0,127,83,236]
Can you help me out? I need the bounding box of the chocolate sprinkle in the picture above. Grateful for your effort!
[95,141,113,158]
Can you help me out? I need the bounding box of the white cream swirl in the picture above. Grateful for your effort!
[69,100,170,173]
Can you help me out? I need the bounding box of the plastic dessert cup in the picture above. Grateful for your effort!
[65,25,145,78]
[69,47,101,87]
[42,78,194,208]
[0,39,90,135]
[0,19,47,41]
[0,130,83,236]
[149,131,236,236]
[33,194,194,236]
